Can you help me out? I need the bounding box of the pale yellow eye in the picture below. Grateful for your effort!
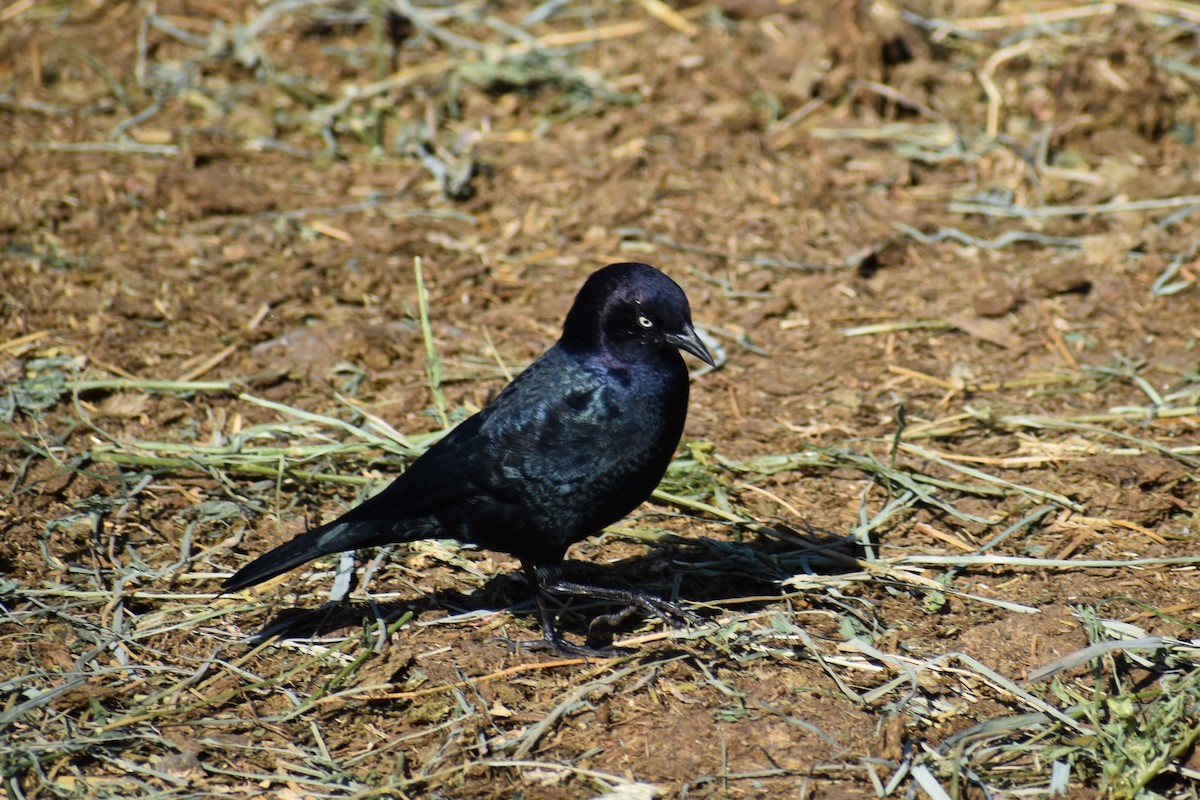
[638,315,654,328]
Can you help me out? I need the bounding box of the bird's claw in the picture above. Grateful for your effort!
[587,603,641,634]
[636,595,704,627]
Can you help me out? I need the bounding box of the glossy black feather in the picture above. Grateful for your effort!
[222,262,712,653]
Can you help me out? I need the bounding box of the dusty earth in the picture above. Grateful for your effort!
[3,0,1200,797]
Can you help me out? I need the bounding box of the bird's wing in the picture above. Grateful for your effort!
[333,346,610,523]
[330,410,490,525]
[476,351,624,485]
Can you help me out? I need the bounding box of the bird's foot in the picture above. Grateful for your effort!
[547,578,704,628]
[516,563,703,658]
[634,593,704,627]
[493,632,627,659]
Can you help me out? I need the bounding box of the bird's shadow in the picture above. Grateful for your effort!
[237,524,862,648]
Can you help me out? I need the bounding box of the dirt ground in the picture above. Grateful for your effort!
[3,1,1200,797]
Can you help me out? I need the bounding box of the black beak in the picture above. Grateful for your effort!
[666,322,716,367]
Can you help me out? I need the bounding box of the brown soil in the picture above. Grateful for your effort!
[3,1,1199,797]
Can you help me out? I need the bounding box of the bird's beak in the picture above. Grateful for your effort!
[666,323,716,367]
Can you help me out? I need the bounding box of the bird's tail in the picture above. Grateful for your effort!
[222,519,385,593]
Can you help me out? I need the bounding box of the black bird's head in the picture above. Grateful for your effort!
[561,262,715,368]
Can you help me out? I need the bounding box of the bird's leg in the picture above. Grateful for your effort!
[497,563,625,657]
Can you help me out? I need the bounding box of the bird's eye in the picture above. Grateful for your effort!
[638,315,654,328]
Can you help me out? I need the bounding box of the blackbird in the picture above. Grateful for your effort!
[223,262,714,654]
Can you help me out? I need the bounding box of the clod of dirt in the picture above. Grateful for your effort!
[1068,454,1189,490]
[163,161,277,217]
[715,0,795,19]
[972,280,1021,317]
[1064,455,1191,527]
[947,312,1020,349]
[1031,261,1092,296]
[855,239,911,279]
[954,604,1088,681]
[250,323,387,379]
